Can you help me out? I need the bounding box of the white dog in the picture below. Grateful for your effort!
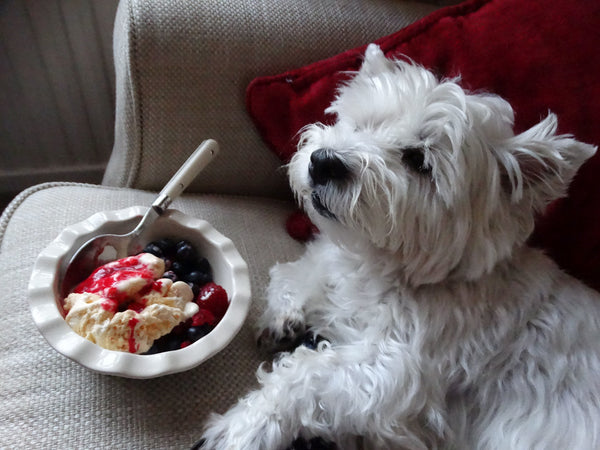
[200,44,600,449]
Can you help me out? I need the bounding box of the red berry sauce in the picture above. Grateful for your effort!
[128,317,139,353]
[73,254,163,313]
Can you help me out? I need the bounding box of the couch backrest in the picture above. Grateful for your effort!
[103,0,439,198]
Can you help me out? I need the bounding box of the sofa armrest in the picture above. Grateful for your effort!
[103,0,440,198]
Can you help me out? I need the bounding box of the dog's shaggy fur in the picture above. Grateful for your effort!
[201,44,600,449]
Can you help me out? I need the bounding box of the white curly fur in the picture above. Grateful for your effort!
[201,44,600,449]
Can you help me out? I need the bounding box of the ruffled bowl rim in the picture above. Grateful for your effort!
[28,206,251,379]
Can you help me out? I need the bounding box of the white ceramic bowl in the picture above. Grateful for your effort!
[28,206,251,378]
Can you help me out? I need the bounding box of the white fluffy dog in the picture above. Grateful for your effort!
[200,44,600,449]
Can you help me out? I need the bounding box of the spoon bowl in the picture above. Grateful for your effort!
[61,139,219,293]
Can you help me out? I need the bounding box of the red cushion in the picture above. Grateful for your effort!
[246,0,600,291]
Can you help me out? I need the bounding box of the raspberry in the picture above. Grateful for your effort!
[191,308,216,327]
[196,282,229,319]
[171,318,192,335]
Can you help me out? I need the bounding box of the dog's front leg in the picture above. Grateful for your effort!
[257,243,327,350]
[200,344,448,450]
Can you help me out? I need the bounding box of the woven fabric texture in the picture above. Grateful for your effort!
[102,0,438,198]
[0,183,303,449]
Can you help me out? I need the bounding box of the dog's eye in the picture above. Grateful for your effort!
[401,147,432,175]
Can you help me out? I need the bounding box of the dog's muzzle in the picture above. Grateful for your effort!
[311,190,336,219]
[308,149,349,219]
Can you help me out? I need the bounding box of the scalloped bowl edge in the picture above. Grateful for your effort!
[28,206,251,378]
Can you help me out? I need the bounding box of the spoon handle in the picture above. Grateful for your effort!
[152,139,220,213]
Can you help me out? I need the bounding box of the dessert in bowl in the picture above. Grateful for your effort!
[28,205,251,378]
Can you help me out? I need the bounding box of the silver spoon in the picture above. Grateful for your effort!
[60,139,219,294]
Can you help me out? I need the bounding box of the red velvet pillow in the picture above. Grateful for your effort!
[247,0,600,291]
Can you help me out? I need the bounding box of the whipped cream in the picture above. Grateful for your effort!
[63,253,198,353]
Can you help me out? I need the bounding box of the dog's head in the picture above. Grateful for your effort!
[288,44,596,285]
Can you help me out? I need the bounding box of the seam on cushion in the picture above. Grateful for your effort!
[0,181,297,254]
[125,0,144,188]
[246,0,492,93]
[0,182,120,254]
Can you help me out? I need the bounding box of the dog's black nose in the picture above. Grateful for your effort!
[309,149,349,186]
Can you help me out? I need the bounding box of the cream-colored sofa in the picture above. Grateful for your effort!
[0,1,449,448]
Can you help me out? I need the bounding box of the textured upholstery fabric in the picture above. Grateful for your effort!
[0,183,303,448]
[103,0,438,198]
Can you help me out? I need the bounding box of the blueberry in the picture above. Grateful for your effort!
[154,238,177,256]
[187,282,200,298]
[171,261,190,276]
[187,325,212,342]
[164,335,183,352]
[146,333,182,353]
[143,243,163,258]
[162,270,178,282]
[175,240,196,263]
[148,335,169,353]
[162,257,173,270]
[143,343,161,355]
[171,318,192,336]
[197,257,212,274]
[144,333,171,354]
[185,270,211,286]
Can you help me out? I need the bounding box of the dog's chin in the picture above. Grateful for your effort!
[311,190,336,220]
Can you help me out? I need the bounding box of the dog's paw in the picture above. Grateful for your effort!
[200,404,289,450]
[199,412,248,450]
[257,309,306,352]
[190,438,205,450]
[194,435,337,450]
[287,437,338,450]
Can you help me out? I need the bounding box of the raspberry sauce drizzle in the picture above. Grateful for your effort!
[73,254,162,313]
[128,317,139,353]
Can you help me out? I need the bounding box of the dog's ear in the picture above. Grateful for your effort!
[467,93,516,141]
[360,44,395,76]
[496,113,596,211]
